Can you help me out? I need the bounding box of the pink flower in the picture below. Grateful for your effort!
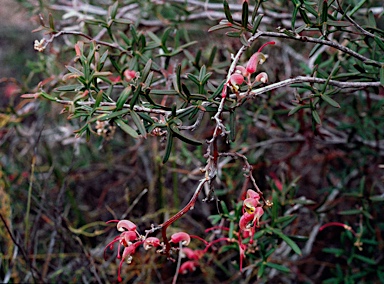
[143,237,161,250]
[246,52,263,75]
[116,220,137,232]
[117,242,141,282]
[179,260,198,274]
[255,72,268,83]
[104,219,142,282]
[245,41,275,77]
[123,69,138,81]
[235,65,248,77]
[170,232,191,246]
[239,212,254,230]
[246,189,260,201]
[181,247,204,260]
[229,73,245,87]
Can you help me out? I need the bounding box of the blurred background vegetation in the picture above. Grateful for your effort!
[1,0,383,283]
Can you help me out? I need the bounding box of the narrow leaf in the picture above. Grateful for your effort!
[271,228,302,255]
[115,118,138,138]
[312,110,321,125]
[130,110,146,137]
[265,262,291,273]
[223,0,234,24]
[163,129,173,163]
[170,124,202,145]
[116,86,131,110]
[241,1,249,29]
[380,66,384,87]
[321,93,340,108]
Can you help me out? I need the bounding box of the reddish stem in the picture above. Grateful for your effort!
[205,226,230,233]
[159,179,208,255]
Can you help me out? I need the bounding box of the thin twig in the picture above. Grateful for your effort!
[259,30,382,67]
[244,76,381,99]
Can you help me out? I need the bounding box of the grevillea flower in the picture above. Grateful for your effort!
[255,72,268,83]
[143,237,160,250]
[116,219,137,232]
[229,73,245,87]
[170,232,191,246]
[245,41,275,75]
[179,260,198,274]
[104,219,144,282]
[246,189,260,201]
[181,247,204,260]
[123,69,138,81]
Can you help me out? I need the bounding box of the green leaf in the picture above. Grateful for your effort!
[141,59,152,83]
[252,14,264,34]
[220,200,229,215]
[348,0,366,17]
[130,110,146,137]
[66,65,84,76]
[226,31,242,37]
[113,18,132,25]
[291,6,299,30]
[94,90,103,109]
[374,37,384,52]
[170,124,202,145]
[327,20,352,27]
[270,227,302,255]
[223,0,234,24]
[274,215,297,225]
[163,129,173,163]
[353,254,376,265]
[108,1,119,20]
[288,104,309,116]
[368,10,376,27]
[187,73,200,86]
[48,13,55,31]
[323,247,344,256]
[116,86,131,110]
[229,110,236,141]
[96,109,130,121]
[55,84,84,92]
[207,46,217,67]
[320,0,328,26]
[208,22,232,32]
[265,262,290,273]
[115,118,138,138]
[240,33,250,46]
[241,0,249,29]
[40,91,57,101]
[312,110,321,125]
[380,66,384,87]
[369,194,384,202]
[338,209,361,215]
[257,262,266,278]
[321,93,340,108]
[299,7,312,26]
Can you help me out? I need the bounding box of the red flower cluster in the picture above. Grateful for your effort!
[104,220,161,282]
[228,41,275,90]
[104,219,195,282]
